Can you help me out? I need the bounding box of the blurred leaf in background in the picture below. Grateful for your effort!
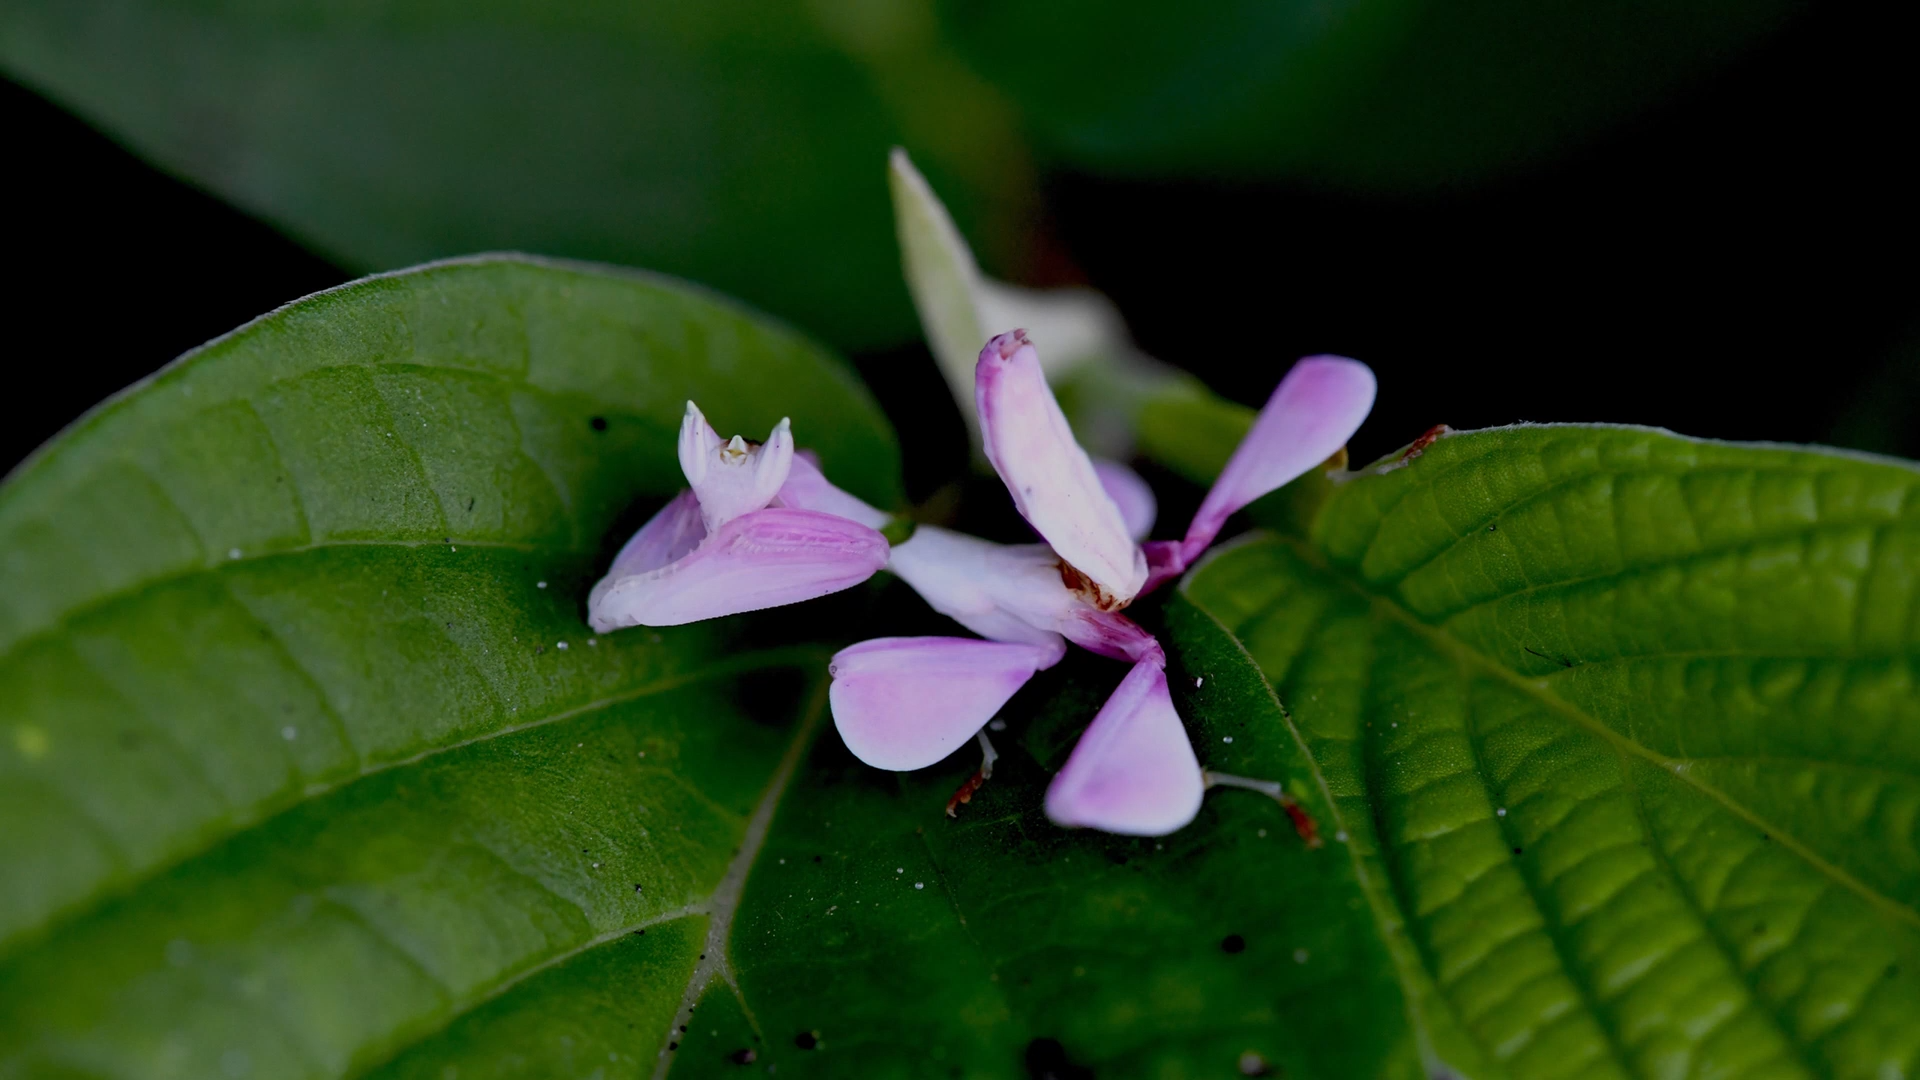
[934,0,1797,188]
[1,0,1807,359]
[0,0,1031,351]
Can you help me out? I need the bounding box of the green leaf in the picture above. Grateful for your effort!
[1183,425,1920,1077]
[0,1,1028,350]
[0,248,1426,1078]
[0,255,901,1074]
[699,605,1424,1079]
[934,0,1796,188]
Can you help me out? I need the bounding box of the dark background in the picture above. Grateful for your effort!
[7,0,1916,482]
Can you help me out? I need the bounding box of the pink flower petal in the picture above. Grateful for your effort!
[1150,356,1374,590]
[1045,660,1204,836]
[976,330,1146,604]
[1092,458,1157,542]
[830,636,1065,771]
[774,452,891,530]
[604,488,706,579]
[587,507,887,632]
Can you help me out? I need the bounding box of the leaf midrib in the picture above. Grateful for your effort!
[0,644,829,966]
[340,672,831,1080]
[0,537,555,665]
[1274,531,1920,932]
[1174,592,1469,1080]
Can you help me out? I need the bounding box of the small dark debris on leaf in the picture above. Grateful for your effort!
[1221,934,1246,954]
[1512,847,1523,856]
[813,855,822,863]
[729,1048,757,1065]
[1487,523,1496,531]
[1024,1037,1094,1080]
[1106,851,1128,866]
[680,1025,688,1033]
[466,496,475,511]
[634,884,644,894]
[794,1031,818,1050]
[633,929,646,936]
[590,415,609,431]
[668,1042,678,1052]
[536,645,546,655]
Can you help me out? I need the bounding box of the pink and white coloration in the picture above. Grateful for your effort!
[587,404,890,633]
[827,329,1376,836]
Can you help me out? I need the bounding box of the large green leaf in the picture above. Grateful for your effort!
[934,0,1795,188]
[0,255,900,1071]
[0,1,1027,350]
[1183,426,1920,1078]
[0,250,1425,1079]
[12,264,1915,1079]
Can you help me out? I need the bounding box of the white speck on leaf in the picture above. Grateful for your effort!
[914,882,924,890]
[537,581,548,589]
[1222,736,1233,743]
[227,548,242,560]
[1497,807,1508,817]
[281,726,297,741]
[1195,676,1204,687]
[1335,830,1349,843]
[557,641,569,650]
[1257,829,1267,838]
[589,638,598,646]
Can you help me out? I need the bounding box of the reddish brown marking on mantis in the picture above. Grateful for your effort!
[1400,424,1453,462]
[1281,796,1323,849]
[1058,561,1126,611]
[946,768,988,818]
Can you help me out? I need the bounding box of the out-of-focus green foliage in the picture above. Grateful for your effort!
[0,0,1031,351]
[935,0,1796,187]
[0,0,1805,354]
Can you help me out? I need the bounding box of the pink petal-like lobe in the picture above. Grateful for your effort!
[830,636,1065,771]
[678,401,795,532]
[1061,608,1164,665]
[885,525,1077,650]
[775,452,891,529]
[1045,660,1204,836]
[1092,458,1157,542]
[604,489,706,579]
[976,330,1147,604]
[587,507,887,632]
[1178,357,1374,567]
